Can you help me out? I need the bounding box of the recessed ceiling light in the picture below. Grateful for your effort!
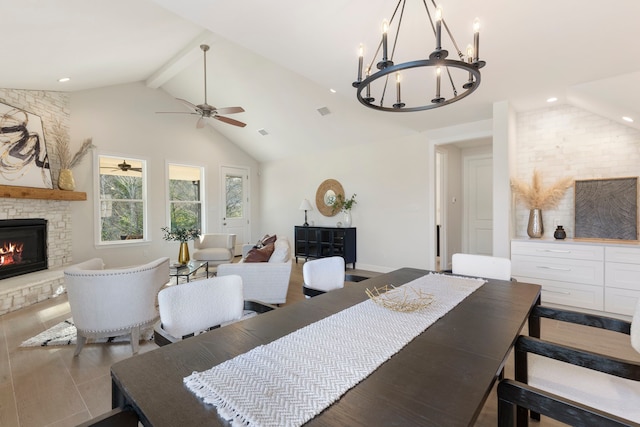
[58,77,70,83]
[546,97,558,103]
[329,88,336,93]
[622,116,634,123]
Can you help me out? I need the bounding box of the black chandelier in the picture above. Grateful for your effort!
[353,0,486,112]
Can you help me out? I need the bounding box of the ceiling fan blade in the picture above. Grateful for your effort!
[176,98,198,111]
[215,106,245,115]
[155,111,199,115]
[196,117,205,129]
[214,115,247,128]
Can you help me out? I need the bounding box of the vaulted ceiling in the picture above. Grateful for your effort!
[3,0,639,162]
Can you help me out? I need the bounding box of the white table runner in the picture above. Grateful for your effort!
[184,273,485,427]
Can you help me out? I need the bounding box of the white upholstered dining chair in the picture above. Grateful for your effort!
[451,253,512,281]
[302,256,346,298]
[154,274,275,345]
[64,257,170,356]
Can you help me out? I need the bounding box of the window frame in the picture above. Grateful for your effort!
[94,153,148,246]
[165,162,206,234]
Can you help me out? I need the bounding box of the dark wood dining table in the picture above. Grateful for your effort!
[110,268,541,426]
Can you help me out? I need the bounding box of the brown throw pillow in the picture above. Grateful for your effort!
[262,234,277,246]
[244,243,275,262]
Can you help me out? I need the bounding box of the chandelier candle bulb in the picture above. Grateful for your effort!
[473,18,480,62]
[357,44,364,81]
[382,20,389,62]
[435,6,443,50]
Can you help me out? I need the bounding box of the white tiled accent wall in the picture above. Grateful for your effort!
[514,104,640,239]
[0,89,72,314]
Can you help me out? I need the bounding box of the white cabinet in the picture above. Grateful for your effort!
[604,246,640,316]
[511,240,604,311]
[511,239,640,316]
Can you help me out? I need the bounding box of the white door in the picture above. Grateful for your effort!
[464,155,493,255]
[221,166,250,256]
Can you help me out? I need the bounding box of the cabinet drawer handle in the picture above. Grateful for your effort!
[537,266,571,271]
[536,249,571,253]
[542,289,571,295]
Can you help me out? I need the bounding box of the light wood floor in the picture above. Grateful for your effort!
[1,262,638,426]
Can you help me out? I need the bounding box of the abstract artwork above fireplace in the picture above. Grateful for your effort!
[0,101,53,189]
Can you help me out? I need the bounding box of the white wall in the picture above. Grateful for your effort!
[69,82,260,267]
[257,133,431,272]
[513,104,640,239]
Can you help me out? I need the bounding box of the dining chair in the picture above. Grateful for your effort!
[302,256,346,298]
[154,274,275,345]
[451,253,513,281]
[497,300,640,426]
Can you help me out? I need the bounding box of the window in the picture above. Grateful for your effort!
[168,164,204,232]
[96,155,147,244]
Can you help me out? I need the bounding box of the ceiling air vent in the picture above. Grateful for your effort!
[257,128,269,136]
[317,106,331,116]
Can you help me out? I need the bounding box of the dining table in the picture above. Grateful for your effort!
[110,267,541,426]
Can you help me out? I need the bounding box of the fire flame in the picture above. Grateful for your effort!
[0,241,24,266]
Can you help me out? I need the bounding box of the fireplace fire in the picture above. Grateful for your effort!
[1,241,25,265]
[0,219,47,280]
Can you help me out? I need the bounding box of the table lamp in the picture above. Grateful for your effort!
[299,199,313,226]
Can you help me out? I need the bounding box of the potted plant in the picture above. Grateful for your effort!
[332,193,357,227]
[50,119,94,191]
[510,170,572,238]
[162,226,200,264]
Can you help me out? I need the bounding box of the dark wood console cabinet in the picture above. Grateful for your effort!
[294,226,357,268]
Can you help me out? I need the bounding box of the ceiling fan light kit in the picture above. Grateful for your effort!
[353,0,486,112]
[156,44,246,128]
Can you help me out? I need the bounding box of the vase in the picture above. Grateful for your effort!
[554,225,567,240]
[58,168,75,191]
[178,241,190,265]
[527,209,544,238]
[343,211,352,227]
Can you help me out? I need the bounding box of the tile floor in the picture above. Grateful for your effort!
[1,261,638,426]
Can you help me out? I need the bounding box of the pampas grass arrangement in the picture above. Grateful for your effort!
[511,169,573,209]
[50,119,94,169]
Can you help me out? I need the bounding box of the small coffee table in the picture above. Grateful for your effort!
[169,260,209,284]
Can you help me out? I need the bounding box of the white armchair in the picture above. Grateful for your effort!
[193,233,236,266]
[63,257,170,356]
[217,237,292,304]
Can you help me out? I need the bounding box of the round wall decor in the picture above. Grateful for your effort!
[315,179,344,217]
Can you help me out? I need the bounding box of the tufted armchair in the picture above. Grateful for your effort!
[63,257,170,356]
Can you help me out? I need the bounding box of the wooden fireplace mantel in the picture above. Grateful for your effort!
[0,185,87,201]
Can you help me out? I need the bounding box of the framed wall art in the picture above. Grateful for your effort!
[574,177,638,240]
[0,102,53,189]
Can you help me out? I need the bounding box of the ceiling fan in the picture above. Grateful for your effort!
[100,160,143,173]
[156,44,246,129]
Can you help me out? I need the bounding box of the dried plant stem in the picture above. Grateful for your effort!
[511,169,573,210]
[50,119,94,169]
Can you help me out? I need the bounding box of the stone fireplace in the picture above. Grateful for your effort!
[0,218,48,280]
[0,197,74,315]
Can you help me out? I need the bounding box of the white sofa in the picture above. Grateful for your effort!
[217,236,292,304]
